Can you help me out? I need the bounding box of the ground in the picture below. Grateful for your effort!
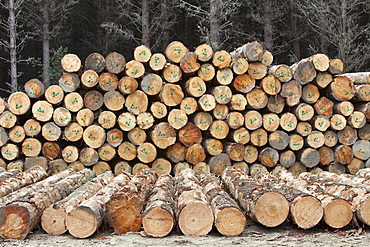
[0,219,368,247]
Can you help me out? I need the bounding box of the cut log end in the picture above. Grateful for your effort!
[356,196,370,226]
[290,195,323,229]
[178,201,213,235]
[66,206,98,239]
[253,192,289,228]
[41,207,67,235]
[215,207,246,236]
[0,204,30,240]
[323,199,352,229]
[142,207,174,238]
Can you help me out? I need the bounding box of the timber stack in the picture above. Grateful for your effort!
[0,40,369,239]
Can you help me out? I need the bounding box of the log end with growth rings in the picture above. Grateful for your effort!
[142,207,174,238]
[0,204,30,240]
[178,201,214,235]
[41,206,68,235]
[66,206,98,239]
[290,195,323,229]
[323,199,352,229]
[215,207,246,236]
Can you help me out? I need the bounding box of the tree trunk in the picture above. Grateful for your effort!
[0,169,95,240]
[209,0,220,50]
[66,173,131,238]
[8,0,18,92]
[42,0,50,88]
[41,171,114,235]
[142,174,175,237]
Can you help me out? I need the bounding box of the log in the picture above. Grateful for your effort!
[99,72,118,92]
[306,131,325,149]
[229,127,250,144]
[106,169,157,234]
[233,74,255,93]
[261,75,281,96]
[44,85,64,105]
[347,111,366,129]
[118,76,139,95]
[61,145,79,163]
[1,143,19,161]
[279,150,296,168]
[259,147,279,167]
[212,85,232,105]
[280,80,302,106]
[212,104,229,120]
[0,169,21,182]
[203,138,223,156]
[8,126,24,144]
[142,174,175,237]
[180,97,198,115]
[92,161,111,176]
[160,84,184,107]
[199,172,246,236]
[248,62,267,80]
[165,41,188,63]
[53,107,71,127]
[84,90,104,111]
[167,143,186,163]
[163,64,182,83]
[0,169,95,240]
[141,73,163,96]
[32,100,53,122]
[250,128,268,147]
[106,128,124,148]
[328,58,344,75]
[64,92,84,112]
[103,90,125,111]
[198,94,216,112]
[208,153,231,176]
[337,126,357,145]
[358,124,370,141]
[79,147,99,167]
[76,108,94,127]
[347,158,364,174]
[64,122,83,142]
[114,161,132,175]
[137,142,157,163]
[131,163,149,175]
[334,145,353,165]
[195,43,213,62]
[41,171,114,235]
[229,94,247,111]
[298,148,320,168]
[267,95,285,114]
[149,53,166,71]
[314,97,334,117]
[354,84,370,102]
[168,109,188,130]
[290,58,316,85]
[0,111,17,129]
[66,173,131,238]
[209,120,229,140]
[329,76,355,101]
[150,101,168,119]
[280,112,298,132]
[175,168,214,235]
[231,58,249,75]
[185,143,206,165]
[134,45,151,63]
[23,156,47,171]
[178,122,202,147]
[302,84,320,104]
[230,41,264,61]
[296,122,312,136]
[334,101,354,117]
[180,52,200,73]
[21,138,42,157]
[85,52,105,73]
[261,50,273,66]
[105,52,126,74]
[339,72,370,85]
[330,114,347,131]
[42,142,61,160]
[192,112,213,131]
[193,162,211,173]
[98,111,117,129]
[268,64,292,82]
[268,130,289,150]
[81,70,99,88]
[6,160,23,171]
[293,103,314,121]
[232,162,249,174]
[48,159,69,175]
[212,50,231,69]
[246,88,268,109]
[216,68,233,85]
[0,166,47,198]
[59,73,80,93]
[117,112,136,131]
[24,78,44,99]
[42,122,61,142]
[226,112,244,129]
[61,53,81,73]
[319,146,335,166]
[137,112,154,130]
[249,163,268,177]
[127,127,147,146]
[117,142,137,161]
[125,60,145,78]
[151,158,172,176]
[198,63,215,82]
[221,167,289,228]
[151,122,177,149]
[315,72,333,89]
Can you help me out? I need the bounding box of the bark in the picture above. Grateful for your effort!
[42,0,50,88]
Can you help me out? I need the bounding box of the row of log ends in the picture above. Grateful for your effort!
[4,166,370,239]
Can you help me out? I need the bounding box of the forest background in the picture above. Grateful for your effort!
[0,0,369,97]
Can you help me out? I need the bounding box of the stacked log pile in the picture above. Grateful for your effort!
[0,41,368,176]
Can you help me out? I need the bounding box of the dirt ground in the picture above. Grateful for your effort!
[0,219,368,247]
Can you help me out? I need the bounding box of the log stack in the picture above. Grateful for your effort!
[0,41,368,177]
